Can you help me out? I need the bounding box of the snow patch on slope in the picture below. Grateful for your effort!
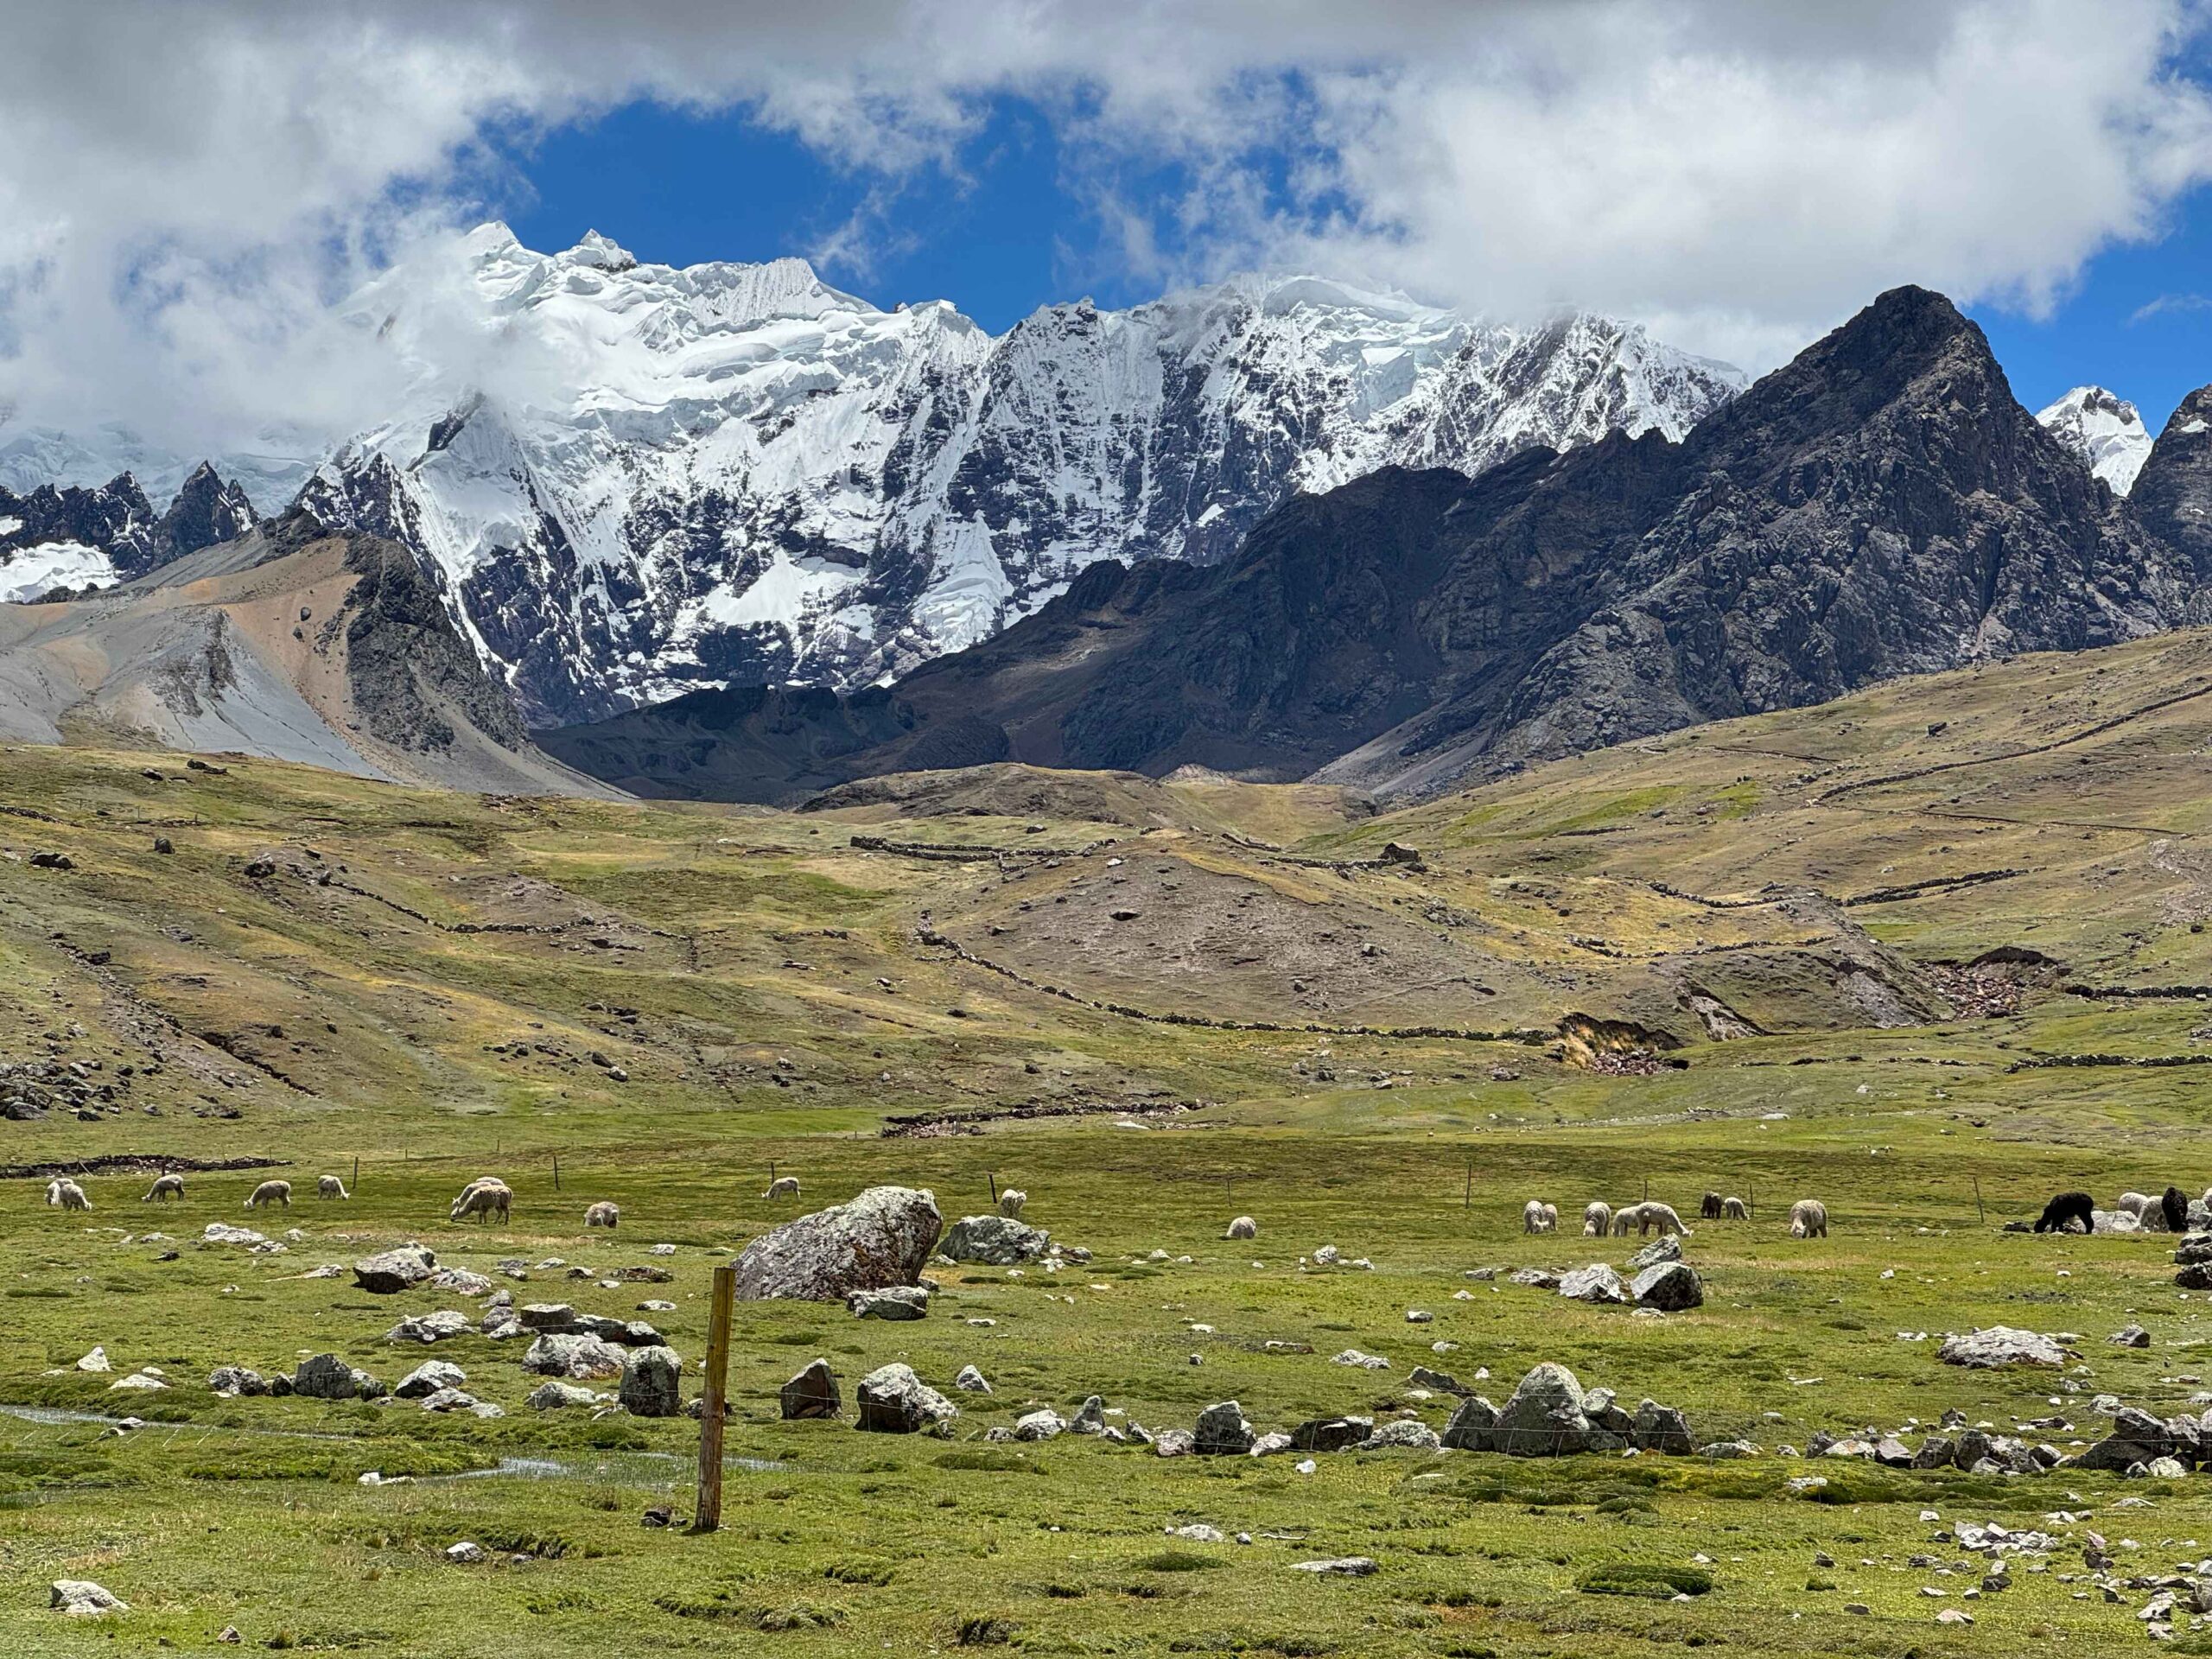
[0,542,118,603]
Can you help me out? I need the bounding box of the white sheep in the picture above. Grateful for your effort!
[1721,1195,1748,1220]
[142,1173,184,1204]
[764,1175,800,1201]
[2118,1191,2155,1223]
[450,1177,512,1224]
[244,1179,292,1210]
[1522,1198,1556,1235]
[48,1177,91,1211]
[584,1200,620,1230]
[1635,1201,1690,1238]
[1582,1200,1611,1236]
[995,1188,1027,1218]
[317,1175,349,1200]
[1224,1214,1258,1240]
[1789,1198,1828,1239]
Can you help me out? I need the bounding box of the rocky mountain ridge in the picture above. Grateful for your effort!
[543,286,2212,804]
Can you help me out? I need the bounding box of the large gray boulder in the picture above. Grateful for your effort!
[618,1346,683,1417]
[940,1213,1053,1265]
[1631,1262,1704,1312]
[1627,1234,1683,1269]
[1293,1415,1375,1452]
[353,1244,436,1294]
[1938,1326,2068,1369]
[1492,1363,1591,1456]
[294,1352,385,1401]
[855,1363,957,1433]
[781,1358,841,1420]
[733,1185,942,1302]
[521,1332,626,1380]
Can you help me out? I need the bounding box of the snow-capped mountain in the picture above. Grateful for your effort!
[301,226,1745,726]
[2037,385,2152,495]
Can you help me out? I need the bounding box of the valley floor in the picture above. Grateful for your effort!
[11,627,2212,1655]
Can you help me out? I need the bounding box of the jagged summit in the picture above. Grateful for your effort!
[2037,385,2152,495]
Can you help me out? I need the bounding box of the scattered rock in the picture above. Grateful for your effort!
[849,1284,931,1320]
[1558,1264,1628,1304]
[1291,1557,1378,1576]
[1631,1262,1704,1312]
[1195,1400,1255,1455]
[619,1346,683,1417]
[353,1244,438,1294]
[1627,1234,1683,1269]
[940,1213,1053,1265]
[855,1363,957,1433]
[294,1352,385,1401]
[781,1358,841,1420]
[394,1360,467,1400]
[527,1381,601,1410]
[50,1580,126,1617]
[521,1332,626,1381]
[1493,1363,1592,1456]
[386,1310,472,1344]
[953,1364,991,1394]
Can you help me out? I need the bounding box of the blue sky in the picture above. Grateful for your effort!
[497,97,2212,433]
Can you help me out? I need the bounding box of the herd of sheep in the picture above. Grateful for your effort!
[36,1170,817,1228]
[1519,1192,1828,1239]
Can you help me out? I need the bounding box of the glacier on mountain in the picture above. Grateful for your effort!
[296,226,1745,726]
[2036,385,2152,495]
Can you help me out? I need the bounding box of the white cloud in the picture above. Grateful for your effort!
[2,0,2209,466]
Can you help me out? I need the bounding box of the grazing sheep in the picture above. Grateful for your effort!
[1582,1200,1611,1237]
[995,1188,1027,1218]
[2164,1185,2190,1234]
[1522,1198,1555,1235]
[1788,1198,1828,1239]
[142,1173,184,1204]
[584,1200,620,1230]
[317,1175,349,1200]
[1609,1205,1638,1236]
[2034,1192,2094,1235]
[1721,1196,1748,1220]
[48,1177,91,1211]
[2118,1191,2157,1225]
[764,1175,800,1201]
[1700,1192,1724,1220]
[244,1179,292,1210]
[449,1178,512,1224]
[1636,1202,1690,1238]
[1224,1215,1258,1240]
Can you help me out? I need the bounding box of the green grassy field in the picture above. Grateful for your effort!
[11,630,2212,1654]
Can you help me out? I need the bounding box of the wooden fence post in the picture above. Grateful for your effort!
[692,1264,735,1534]
[552,1151,561,1192]
[1972,1173,1986,1226]
[351,1154,359,1192]
[1463,1161,1472,1210]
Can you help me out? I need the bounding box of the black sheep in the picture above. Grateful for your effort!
[2034,1192,2094,1235]
[2164,1185,2190,1234]
[1700,1192,1723,1220]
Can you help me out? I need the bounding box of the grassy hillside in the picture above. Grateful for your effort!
[11,630,2212,1654]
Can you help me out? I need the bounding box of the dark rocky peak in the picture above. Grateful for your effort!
[2128,384,2212,576]
[143,461,258,575]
